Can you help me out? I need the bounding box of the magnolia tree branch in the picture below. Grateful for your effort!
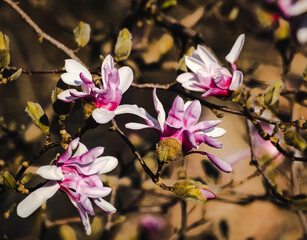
[3,0,83,64]
[110,119,173,191]
[15,142,61,181]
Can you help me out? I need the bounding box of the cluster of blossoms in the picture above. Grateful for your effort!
[17,138,118,235]
[18,34,245,234]
[264,0,307,44]
[125,88,232,172]
[177,34,245,98]
[58,55,134,124]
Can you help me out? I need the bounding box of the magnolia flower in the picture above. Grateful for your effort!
[124,88,232,172]
[177,34,245,98]
[58,55,134,124]
[17,138,118,235]
[265,0,307,17]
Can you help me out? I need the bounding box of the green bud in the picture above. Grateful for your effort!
[3,171,16,190]
[114,28,132,62]
[8,68,22,81]
[20,172,32,185]
[261,79,284,108]
[156,138,183,164]
[173,179,211,202]
[59,225,77,240]
[25,102,50,135]
[284,129,307,151]
[159,0,177,10]
[73,21,91,47]
[0,31,10,68]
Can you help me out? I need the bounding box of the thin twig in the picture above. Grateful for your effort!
[3,0,83,63]
[15,142,61,181]
[110,119,173,191]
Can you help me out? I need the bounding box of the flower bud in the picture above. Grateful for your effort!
[156,138,183,164]
[172,179,215,202]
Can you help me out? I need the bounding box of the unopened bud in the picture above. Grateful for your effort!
[173,179,215,202]
[156,138,183,164]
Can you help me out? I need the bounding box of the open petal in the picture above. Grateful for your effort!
[57,138,80,163]
[17,181,60,218]
[229,70,243,91]
[181,81,204,92]
[153,88,166,130]
[204,127,226,138]
[185,56,206,73]
[183,100,201,128]
[176,72,198,84]
[73,142,88,158]
[57,89,88,102]
[65,59,92,80]
[114,104,143,117]
[196,45,218,66]
[125,122,155,130]
[37,166,64,180]
[225,34,245,64]
[192,120,222,132]
[118,66,133,93]
[166,96,184,127]
[75,203,91,235]
[61,72,84,86]
[98,156,118,174]
[94,198,116,214]
[101,55,115,87]
[92,108,115,124]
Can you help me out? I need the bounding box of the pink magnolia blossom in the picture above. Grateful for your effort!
[124,88,232,172]
[265,0,307,17]
[176,34,245,98]
[17,138,118,235]
[58,55,134,124]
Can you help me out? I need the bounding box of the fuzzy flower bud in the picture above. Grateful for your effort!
[156,138,183,163]
[172,179,215,202]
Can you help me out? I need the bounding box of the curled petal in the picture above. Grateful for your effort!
[192,120,222,132]
[37,166,64,180]
[204,152,232,172]
[57,138,80,163]
[176,72,198,84]
[199,188,216,199]
[153,88,166,131]
[17,181,60,218]
[125,122,154,130]
[229,70,243,91]
[225,34,245,64]
[94,198,117,214]
[57,89,89,102]
[72,142,88,157]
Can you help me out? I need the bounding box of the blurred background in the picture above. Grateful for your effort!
[0,0,307,239]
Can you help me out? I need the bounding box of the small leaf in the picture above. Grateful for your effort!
[177,56,187,72]
[3,171,16,190]
[159,0,177,10]
[0,31,10,68]
[59,225,77,240]
[8,68,22,81]
[114,28,132,62]
[261,79,284,108]
[73,21,91,47]
[284,129,307,151]
[25,102,50,134]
